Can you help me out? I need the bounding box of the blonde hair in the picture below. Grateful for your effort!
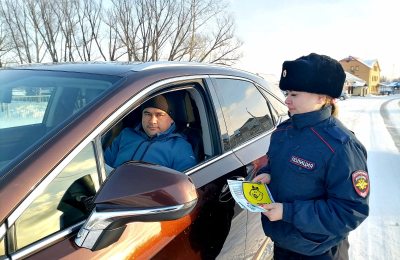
[322,96,338,117]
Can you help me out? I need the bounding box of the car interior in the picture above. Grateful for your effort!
[101,85,213,169]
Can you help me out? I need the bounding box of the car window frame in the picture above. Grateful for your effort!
[210,75,278,151]
[206,77,230,153]
[0,223,5,258]
[257,84,288,122]
[255,82,288,127]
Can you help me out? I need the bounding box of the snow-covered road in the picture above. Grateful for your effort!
[337,94,400,260]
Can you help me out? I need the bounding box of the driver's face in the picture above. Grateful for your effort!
[142,107,174,137]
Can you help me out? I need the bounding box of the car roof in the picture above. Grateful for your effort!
[4,61,141,76]
[3,61,261,78]
[3,61,281,97]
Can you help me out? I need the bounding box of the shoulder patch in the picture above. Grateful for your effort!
[352,170,369,198]
[325,125,350,143]
[279,118,291,126]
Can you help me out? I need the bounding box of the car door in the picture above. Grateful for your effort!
[146,76,248,259]
[210,76,288,258]
[95,76,248,259]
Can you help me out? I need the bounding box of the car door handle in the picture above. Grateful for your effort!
[219,176,245,202]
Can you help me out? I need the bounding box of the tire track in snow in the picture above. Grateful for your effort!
[380,98,400,153]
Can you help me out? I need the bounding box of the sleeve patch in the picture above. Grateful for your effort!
[352,170,369,198]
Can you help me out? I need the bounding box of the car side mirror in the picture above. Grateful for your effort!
[75,162,198,251]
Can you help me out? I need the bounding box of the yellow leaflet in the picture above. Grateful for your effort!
[242,182,274,205]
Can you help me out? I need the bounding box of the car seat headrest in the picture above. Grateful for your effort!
[173,91,195,124]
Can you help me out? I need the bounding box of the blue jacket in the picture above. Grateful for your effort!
[104,123,196,172]
[259,107,369,256]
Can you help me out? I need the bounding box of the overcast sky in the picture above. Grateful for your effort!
[229,0,400,79]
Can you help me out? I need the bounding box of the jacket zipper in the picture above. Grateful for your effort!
[131,140,147,161]
[139,141,154,161]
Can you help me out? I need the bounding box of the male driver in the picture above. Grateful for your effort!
[104,93,197,172]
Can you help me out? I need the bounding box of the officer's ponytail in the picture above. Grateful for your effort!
[322,96,339,117]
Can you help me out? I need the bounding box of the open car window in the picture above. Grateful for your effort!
[101,80,213,175]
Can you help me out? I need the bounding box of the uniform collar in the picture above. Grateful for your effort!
[290,106,331,130]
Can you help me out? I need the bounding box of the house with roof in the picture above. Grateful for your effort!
[344,72,368,96]
[378,82,400,95]
[339,56,380,95]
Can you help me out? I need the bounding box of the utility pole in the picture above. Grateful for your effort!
[391,64,395,81]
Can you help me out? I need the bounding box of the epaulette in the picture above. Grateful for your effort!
[277,118,291,128]
[324,125,351,144]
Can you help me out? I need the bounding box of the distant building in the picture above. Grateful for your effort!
[344,72,368,97]
[339,56,380,94]
[257,73,279,86]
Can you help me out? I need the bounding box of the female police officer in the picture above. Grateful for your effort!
[253,53,369,260]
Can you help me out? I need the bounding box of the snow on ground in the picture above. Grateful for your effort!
[0,101,46,128]
[337,94,400,260]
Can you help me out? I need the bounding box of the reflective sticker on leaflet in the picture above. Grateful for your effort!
[352,170,369,198]
[242,182,274,205]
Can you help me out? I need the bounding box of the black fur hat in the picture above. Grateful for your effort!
[141,93,175,120]
[279,53,345,98]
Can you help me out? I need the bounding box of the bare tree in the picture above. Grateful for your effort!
[1,0,243,66]
[135,0,178,61]
[380,75,389,83]
[196,14,243,65]
[106,0,141,61]
[54,0,79,61]
[83,0,107,60]
[167,0,243,65]
[0,0,46,64]
[72,0,106,61]
[25,0,61,62]
[103,8,127,61]
[0,19,13,67]
[166,0,192,61]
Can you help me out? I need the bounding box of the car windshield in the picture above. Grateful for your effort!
[0,69,122,174]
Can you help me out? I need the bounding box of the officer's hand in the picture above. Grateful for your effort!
[260,203,283,221]
[252,173,271,184]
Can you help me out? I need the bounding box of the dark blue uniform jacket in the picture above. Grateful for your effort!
[104,122,196,171]
[260,107,369,256]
